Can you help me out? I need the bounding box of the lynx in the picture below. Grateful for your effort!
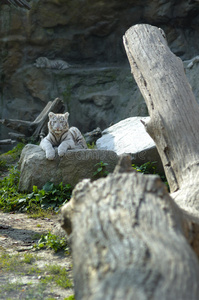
[35,57,71,70]
[40,112,87,160]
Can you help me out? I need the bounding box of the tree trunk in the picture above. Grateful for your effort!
[60,169,199,300]
[123,24,199,217]
[0,97,65,142]
[60,24,199,299]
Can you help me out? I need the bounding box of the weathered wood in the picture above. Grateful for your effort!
[61,172,199,300]
[123,24,199,217]
[1,0,31,9]
[0,139,16,145]
[8,132,26,142]
[0,98,65,141]
[0,119,34,137]
[32,98,65,139]
[60,25,199,299]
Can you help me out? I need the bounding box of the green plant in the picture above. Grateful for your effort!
[132,161,158,174]
[132,161,169,190]
[87,142,96,149]
[27,206,55,219]
[20,182,72,212]
[22,253,35,264]
[0,143,25,175]
[0,143,25,162]
[0,159,7,171]
[0,168,72,213]
[64,295,75,300]
[93,161,109,180]
[34,231,69,253]
[0,166,26,212]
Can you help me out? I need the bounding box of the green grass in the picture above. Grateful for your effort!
[0,143,25,172]
[41,265,73,289]
[22,253,36,264]
[64,296,75,300]
[0,251,72,289]
[0,252,39,274]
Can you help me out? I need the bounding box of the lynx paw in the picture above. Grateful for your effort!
[58,149,66,157]
[46,151,55,160]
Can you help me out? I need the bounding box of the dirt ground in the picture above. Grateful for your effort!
[0,211,74,300]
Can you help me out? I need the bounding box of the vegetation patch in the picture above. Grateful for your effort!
[92,161,109,180]
[34,231,69,253]
[40,265,73,289]
[87,141,96,149]
[0,169,72,215]
[19,182,72,213]
[132,161,169,189]
[0,251,73,299]
[0,166,25,212]
[0,143,25,172]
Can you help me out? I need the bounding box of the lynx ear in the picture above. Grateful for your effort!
[48,112,55,118]
[64,112,69,118]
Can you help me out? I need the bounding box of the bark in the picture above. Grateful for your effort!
[123,24,199,217]
[60,25,199,299]
[61,171,199,300]
[0,97,65,141]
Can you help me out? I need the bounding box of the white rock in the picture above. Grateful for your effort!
[96,117,155,155]
[96,117,164,173]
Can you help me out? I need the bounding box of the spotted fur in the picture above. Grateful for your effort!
[40,112,87,160]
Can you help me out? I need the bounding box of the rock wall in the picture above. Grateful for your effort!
[1,0,199,142]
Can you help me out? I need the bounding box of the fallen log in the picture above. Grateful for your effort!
[0,139,16,145]
[1,0,31,10]
[60,24,199,299]
[60,167,199,300]
[0,98,65,141]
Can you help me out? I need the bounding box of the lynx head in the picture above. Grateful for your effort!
[48,112,69,135]
[35,57,49,68]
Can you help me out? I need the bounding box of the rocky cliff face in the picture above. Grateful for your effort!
[0,0,199,143]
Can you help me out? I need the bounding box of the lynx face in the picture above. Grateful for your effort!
[48,112,69,135]
[40,111,87,160]
[35,57,48,68]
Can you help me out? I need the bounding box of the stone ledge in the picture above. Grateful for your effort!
[18,144,119,192]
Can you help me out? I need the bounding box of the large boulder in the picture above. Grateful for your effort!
[18,144,118,191]
[96,117,163,172]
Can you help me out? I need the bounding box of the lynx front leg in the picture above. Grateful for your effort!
[58,140,75,157]
[40,138,56,160]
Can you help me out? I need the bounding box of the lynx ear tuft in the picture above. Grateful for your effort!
[64,112,69,118]
[48,112,55,118]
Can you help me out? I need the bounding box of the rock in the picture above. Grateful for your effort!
[1,0,199,144]
[84,127,102,144]
[96,117,154,154]
[96,117,163,172]
[184,59,199,104]
[18,144,118,191]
